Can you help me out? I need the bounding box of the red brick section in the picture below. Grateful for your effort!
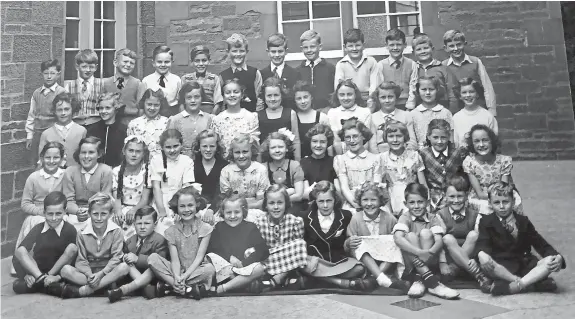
[0,1,66,257]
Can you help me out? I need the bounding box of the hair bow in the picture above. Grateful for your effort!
[340,117,359,125]
[124,135,146,146]
[277,128,295,142]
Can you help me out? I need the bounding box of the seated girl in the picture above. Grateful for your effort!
[112,135,152,240]
[206,194,268,295]
[147,186,216,300]
[346,182,409,292]
[463,124,523,215]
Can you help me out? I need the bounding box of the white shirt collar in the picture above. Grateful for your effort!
[449,206,465,218]
[42,83,59,94]
[411,212,431,222]
[431,147,449,158]
[342,54,368,67]
[305,57,322,67]
[78,76,94,86]
[270,62,285,75]
[380,109,397,117]
[81,163,99,175]
[55,122,73,132]
[81,220,121,237]
[232,63,248,72]
[41,221,65,236]
[346,150,368,159]
[415,104,444,112]
[447,54,473,66]
[339,104,358,112]
[363,212,380,223]
[40,168,64,180]
[180,110,204,118]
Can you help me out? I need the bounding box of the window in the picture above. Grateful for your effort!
[64,1,126,80]
[277,1,422,61]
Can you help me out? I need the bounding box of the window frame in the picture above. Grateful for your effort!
[64,1,126,80]
[277,0,422,61]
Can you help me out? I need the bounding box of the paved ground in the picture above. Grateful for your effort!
[1,161,574,319]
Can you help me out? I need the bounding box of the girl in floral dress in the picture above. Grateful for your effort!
[127,89,170,158]
[463,124,523,215]
[212,79,260,158]
[380,120,427,216]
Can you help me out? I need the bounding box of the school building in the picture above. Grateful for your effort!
[1,1,574,256]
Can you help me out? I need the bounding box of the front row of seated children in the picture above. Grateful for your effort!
[13,176,564,301]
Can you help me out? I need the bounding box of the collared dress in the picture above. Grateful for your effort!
[380,149,425,216]
[126,115,169,159]
[113,164,151,239]
[410,104,454,149]
[212,108,259,158]
[333,150,383,210]
[166,110,214,157]
[219,162,270,221]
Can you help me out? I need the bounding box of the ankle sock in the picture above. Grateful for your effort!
[120,281,139,295]
[79,285,94,296]
[376,273,393,287]
[421,270,440,289]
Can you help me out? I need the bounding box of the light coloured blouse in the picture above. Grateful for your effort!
[220,162,270,198]
[150,153,195,195]
[333,150,383,191]
[462,153,512,199]
[112,164,150,207]
[126,115,169,157]
[410,104,453,147]
[381,149,424,213]
[212,108,259,158]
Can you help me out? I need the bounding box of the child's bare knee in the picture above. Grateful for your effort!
[405,232,418,243]
[420,229,433,239]
[477,252,490,264]
[60,264,74,276]
[442,234,457,246]
[147,253,160,267]
[116,262,131,274]
[64,244,78,256]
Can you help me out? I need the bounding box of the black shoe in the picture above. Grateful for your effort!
[533,278,558,293]
[156,282,171,298]
[389,278,411,294]
[490,280,512,296]
[142,284,158,299]
[12,279,31,294]
[349,277,378,291]
[61,284,81,299]
[184,285,202,300]
[45,282,66,298]
[477,274,494,294]
[107,288,123,303]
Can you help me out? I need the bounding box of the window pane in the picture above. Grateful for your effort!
[358,16,388,48]
[103,21,115,49]
[282,1,309,21]
[390,14,420,37]
[95,51,102,78]
[94,1,101,19]
[283,22,310,53]
[94,21,102,49]
[102,50,115,78]
[313,19,341,50]
[357,1,386,15]
[66,1,79,18]
[64,50,79,80]
[103,1,115,19]
[312,1,340,19]
[389,1,419,13]
[65,19,79,48]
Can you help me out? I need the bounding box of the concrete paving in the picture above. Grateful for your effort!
[1,161,574,319]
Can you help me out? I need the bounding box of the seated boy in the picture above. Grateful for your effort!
[393,183,459,299]
[48,193,130,298]
[219,33,263,112]
[108,206,169,302]
[335,28,378,105]
[296,30,336,112]
[13,191,78,294]
[477,182,566,295]
[437,174,492,292]
[441,30,496,116]
[406,33,458,113]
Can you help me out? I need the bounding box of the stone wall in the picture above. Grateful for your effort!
[1,1,66,257]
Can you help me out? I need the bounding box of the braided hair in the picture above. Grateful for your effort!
[118,137,150,205]
[159,129,184,182]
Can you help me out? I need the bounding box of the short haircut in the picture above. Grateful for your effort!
[75,49,98,65]
[263,184,292,212]
[300,29,321,44]
[343,28,364,44]
[380,119,410,143]
[260,76,288,103]
[427,118,451,137]
[385,29,406,44]
[416,75,445,101]
[370,81,402,112]
[404,182,429,200]
[193,129,224,161]
[152,45,174,60]
[454,77,485,102]
[338,117,373,142]
[88,192,115,213]
[220,193,249,218]
[40,141,66,159]
[310,181,342,211]
[178,81,207,107]
[168,185,207,214]
[115,48,138,60]
[487,182,514,201]
[292,80,316,98]
[134,206,159,222]
[260,131,295,162]
[466,124,500,155]
[411,33,433,49]
[41,59,61,72]
[445,173,471,193]
[226,33,249,51]
[44,191,67,210]
[226,132,259,162]
[267,33,288,49]
[52,92,81,114]
[138,88,170,111]
[73,136,104,164]
[332,79,365,108]
[190,45,210,61]
[354,181,390,208]
[97,92,123,111]
[305,123,335,147]
[443,30,466,44]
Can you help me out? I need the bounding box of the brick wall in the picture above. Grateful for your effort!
[1,1,66,257]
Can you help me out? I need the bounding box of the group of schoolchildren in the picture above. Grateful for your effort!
[13,26,565,304]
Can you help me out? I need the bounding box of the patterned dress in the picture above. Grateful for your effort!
[126,115,169,158]
[381,149,425,215]
[333,150,383,210]
[112,164,150,239]
[212,108,259,158]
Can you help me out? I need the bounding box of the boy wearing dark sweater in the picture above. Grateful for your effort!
[13,191,78,295]
[297,30,336,112]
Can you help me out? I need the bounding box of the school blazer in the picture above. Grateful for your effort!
[299,208,353,263]
[124,232,169,269]
[260,64,301,109]
[476,213,566,272]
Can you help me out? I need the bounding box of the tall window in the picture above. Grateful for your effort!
[64,1,126,80]
[277,1,422,61]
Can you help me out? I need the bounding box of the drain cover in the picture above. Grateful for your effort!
[391,299,441,311]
